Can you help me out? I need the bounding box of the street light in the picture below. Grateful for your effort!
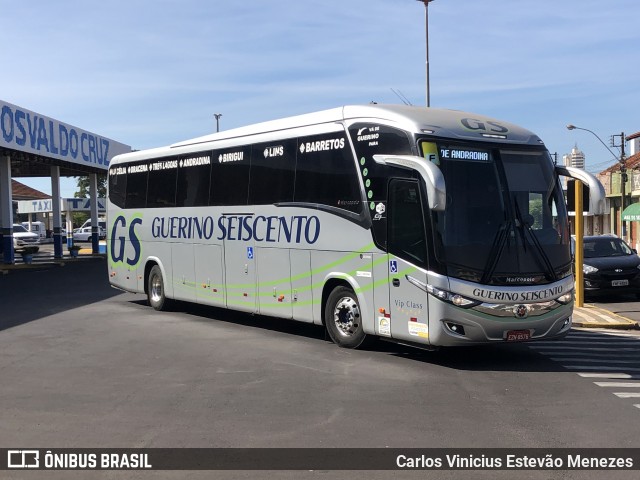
[214,113,222,132]
[415,0,435,107]
[566,124,627,239]
[566,125,619,162]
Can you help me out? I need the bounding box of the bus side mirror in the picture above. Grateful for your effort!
[372,154,446,211]
[556,165,606,215]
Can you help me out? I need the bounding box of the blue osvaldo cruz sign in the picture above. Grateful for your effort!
[0,100,131,169]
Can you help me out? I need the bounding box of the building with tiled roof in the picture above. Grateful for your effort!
[12,179,50,201]
[595,132,640,249]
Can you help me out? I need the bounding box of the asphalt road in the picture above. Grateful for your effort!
[1,259,639,479]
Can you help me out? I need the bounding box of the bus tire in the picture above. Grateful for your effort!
[325,286,368,349]
[147,265,170,311]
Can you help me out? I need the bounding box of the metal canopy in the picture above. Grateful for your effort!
[1,100,132,263]
[1,99,132,177]
[0,146,107,177]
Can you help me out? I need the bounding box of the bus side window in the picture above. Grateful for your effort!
[248,139,296,205]
[147,158,177,208]
[210,146,251,206]
[125,162,149,209]
[109,167,127,208]
[176,154,212,207]
[387,179,427,268]
[348,123,414,248]
[294,132,361,213]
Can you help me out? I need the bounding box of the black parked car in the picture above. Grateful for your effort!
[581,235,640,297]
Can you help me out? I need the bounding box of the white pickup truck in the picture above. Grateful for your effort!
[13,224,40,251]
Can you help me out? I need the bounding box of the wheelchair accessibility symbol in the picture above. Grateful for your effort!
[389,260,398,274]
[247,247,254,259]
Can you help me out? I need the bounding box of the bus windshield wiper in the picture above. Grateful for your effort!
[514,198,558,282]
[480,219,512,285]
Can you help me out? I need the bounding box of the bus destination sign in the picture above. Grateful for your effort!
[439,148,490,162]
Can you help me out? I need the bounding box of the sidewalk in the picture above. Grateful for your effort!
[0,249,104,274]
[573,304,639,329]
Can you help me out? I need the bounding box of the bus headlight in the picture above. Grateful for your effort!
[556,291,574,305]
[426,285,480,309]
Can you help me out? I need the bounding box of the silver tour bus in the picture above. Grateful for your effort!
[107,105,604,349]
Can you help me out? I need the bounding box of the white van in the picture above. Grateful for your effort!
[22,221,47,242]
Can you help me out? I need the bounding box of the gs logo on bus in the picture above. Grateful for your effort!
[110,215,142,266]
[460,117,509,134]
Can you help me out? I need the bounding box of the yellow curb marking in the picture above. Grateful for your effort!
[574,305,637,325]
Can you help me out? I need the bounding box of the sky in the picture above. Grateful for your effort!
[2,0,639,198]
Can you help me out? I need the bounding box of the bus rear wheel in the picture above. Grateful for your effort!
[325,286,368,348]
[147,265,170,311]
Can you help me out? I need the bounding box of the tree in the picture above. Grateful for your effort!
[72,175,107,227]
[74,175,107,198]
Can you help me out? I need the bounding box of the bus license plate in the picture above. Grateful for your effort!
[506,330,530,342]
[612,280,629,287]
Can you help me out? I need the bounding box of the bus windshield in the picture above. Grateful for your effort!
[420,141,571,285]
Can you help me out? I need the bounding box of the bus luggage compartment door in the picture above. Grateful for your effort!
[223,238,257,313]
[171,243,196,302]
[256,247,293,320]
[195,243,225,307]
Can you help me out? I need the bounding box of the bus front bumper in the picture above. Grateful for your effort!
[428,301,573,347]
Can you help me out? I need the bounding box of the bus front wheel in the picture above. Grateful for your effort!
[325,286,368,348]
[147,265,170,311]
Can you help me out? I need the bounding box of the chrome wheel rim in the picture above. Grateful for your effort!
[150,274,163,303]
[333,297,360,337]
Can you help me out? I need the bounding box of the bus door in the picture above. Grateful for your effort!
[222,215,257,313]
[386,178,431,344]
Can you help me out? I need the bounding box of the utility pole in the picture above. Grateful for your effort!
[611,132,627,240]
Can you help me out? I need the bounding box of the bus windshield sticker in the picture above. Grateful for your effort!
[439,147,490,162]
[355,126,380,146]
[421,142,440,165]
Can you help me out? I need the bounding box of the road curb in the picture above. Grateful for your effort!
[572,304,640,330]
